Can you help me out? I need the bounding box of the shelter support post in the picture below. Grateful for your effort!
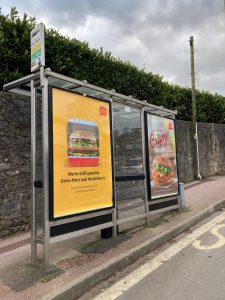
[41,67,50,269]
[179,182,185,209]
[111,98,118,238]
[31,80,38,263]
[141,109,150,225]
[113,207,118,237]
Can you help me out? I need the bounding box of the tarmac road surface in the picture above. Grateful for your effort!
[80,210,225,300]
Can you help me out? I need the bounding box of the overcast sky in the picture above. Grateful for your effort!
[1,0,225,95]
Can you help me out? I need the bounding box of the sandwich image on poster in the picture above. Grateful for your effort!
[67,119,99,167]
[152,155,175,186]
[147,114,178,199]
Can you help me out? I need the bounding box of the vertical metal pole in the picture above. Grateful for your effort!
[189,36,199,180]
[195,123,201,180]
[141,108,150,225]
[111,99,117,237]
[190,36,196,137]
[179,183,185,209]
[31,80,37,263]
[113,208,118,237]
[41,66,50,269]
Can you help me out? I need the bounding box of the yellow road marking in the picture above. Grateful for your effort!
[192,224,225,250]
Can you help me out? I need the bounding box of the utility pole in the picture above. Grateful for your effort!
[189,36,196,137]
[189,36,201,180]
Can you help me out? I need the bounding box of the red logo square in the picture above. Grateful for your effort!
[100,106,107,116]
[168,123,173,130]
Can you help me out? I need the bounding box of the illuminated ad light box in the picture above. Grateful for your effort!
[145,113,179,200]
[49,86,114,219]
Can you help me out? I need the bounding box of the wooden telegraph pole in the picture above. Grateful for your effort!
[189,36,201,180]
[189,36,196,137]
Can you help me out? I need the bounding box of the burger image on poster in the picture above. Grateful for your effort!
[67,119,99,167]
[152,155,174,186]
[149,128,176,187]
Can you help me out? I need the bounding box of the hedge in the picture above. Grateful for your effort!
[0,8,225,123]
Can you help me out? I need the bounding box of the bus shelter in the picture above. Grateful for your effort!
[3,68,181,269]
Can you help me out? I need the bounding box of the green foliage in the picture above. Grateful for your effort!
[0,7,36,86]
[1,8,225,123]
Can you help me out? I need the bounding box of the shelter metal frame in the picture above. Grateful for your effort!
[3,68,180,269]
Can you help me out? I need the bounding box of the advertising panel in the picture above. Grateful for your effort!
[146,114,178,199]
[49,87,114,219]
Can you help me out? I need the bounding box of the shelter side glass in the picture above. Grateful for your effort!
[113,103,144,178]
[113,102,145,226]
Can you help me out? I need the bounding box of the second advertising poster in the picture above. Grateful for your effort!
[146,113,179,200]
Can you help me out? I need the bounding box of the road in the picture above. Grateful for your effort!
[80,210,225,300]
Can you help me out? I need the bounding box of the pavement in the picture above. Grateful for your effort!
[0,176,224,300]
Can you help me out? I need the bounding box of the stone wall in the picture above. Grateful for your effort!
[0,91,31,237]
[175,121,225,182]
[198,122,225,178]
[175,120,195,183]
[1,90,225,237]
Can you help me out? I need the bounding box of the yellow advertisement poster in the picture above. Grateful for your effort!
[50,87,113,218]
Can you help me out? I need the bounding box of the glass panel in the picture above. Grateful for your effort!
[113,103,143,176]
[115,180,144,201]
[48,76,79,89]
[48,76,111,100]
[116,180,145,229]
